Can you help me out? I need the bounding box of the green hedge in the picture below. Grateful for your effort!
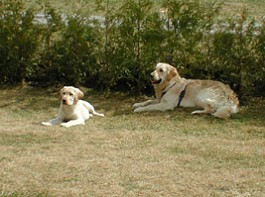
[0,0,264,97]
[0,0,39,83]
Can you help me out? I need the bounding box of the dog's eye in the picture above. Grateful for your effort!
[62,92,66,95]
[69,93,73,96]
[159,69,164,72]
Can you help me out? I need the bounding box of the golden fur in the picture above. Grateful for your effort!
[133,63,239,119]
[42,86,104,127]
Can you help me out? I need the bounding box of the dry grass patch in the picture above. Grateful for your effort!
[0,86,264,196]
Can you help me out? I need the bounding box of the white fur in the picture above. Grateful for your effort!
[42,86,104,127]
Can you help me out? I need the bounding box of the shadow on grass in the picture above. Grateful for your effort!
[1,85,264,125]
[0,85,59,111]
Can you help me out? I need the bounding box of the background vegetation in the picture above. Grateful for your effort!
[0,1,264,196]
[1,0,265,97]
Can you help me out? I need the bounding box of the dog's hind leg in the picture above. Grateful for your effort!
[191,102,214,116]
[191,98,216,116]
[82,101,104,117]
[191,108,213,115]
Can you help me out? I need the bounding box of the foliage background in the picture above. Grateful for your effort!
[0,0,264,97]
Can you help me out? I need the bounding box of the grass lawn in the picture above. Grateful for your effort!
[0,85,264,196]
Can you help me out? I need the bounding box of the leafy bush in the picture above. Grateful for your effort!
[0,0,39,84]
[206,11,265,97]
[0,0,264,97]
[29,3,100,86]
[94,0,163,92]
[46,15,99,85]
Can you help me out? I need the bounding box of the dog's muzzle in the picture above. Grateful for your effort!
[150,72,162,84]
[62,99,67,105]
[151,78,162,84]
[63,99,73,105]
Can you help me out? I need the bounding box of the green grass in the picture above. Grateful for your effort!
[0,85,264,196]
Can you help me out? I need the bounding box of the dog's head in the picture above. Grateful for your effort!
[150,63,179,85]
[60,86,84,106]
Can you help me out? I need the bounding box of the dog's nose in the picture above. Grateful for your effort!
[62,99,67,104]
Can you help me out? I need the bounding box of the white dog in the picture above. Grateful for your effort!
[42,86,104,127]
[133,63,239,119]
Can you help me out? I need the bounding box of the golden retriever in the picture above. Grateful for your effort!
[42,86,104,127]
[133,63,239,119]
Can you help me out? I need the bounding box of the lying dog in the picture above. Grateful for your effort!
[42,86,104,127]
[133,63,239,119]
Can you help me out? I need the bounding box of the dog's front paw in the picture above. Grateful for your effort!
[60,123,71,128]
[41,122,52,126]
[133,107,145,113]
[133,103,143,109]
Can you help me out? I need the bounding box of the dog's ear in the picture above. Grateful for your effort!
[59,87,65,98]
[167,66,179,81]
[75,88,84,99]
